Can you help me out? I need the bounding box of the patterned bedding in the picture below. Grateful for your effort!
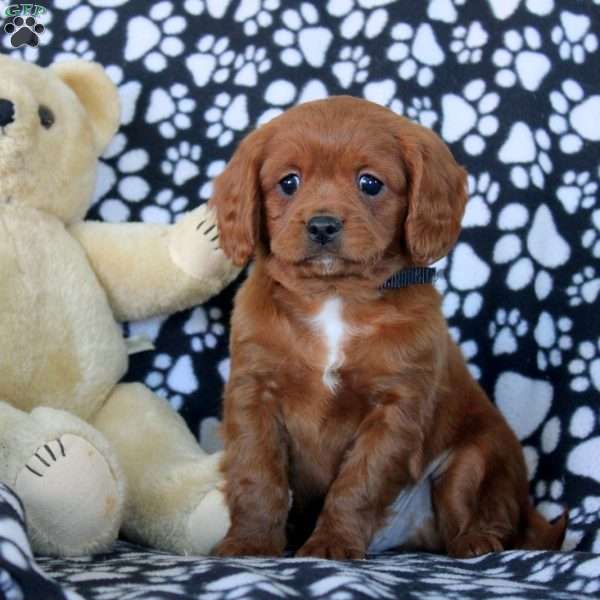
[1,0,599,598]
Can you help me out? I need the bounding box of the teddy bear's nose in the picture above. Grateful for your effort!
[0,99,15,127]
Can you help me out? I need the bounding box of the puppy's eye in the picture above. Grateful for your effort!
[358,173,383,196]
[38,105,55,129]
[279,173,300,197]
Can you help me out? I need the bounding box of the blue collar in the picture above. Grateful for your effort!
[381,267,438,290]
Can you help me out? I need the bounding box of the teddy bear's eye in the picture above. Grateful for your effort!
[38,105,55,129]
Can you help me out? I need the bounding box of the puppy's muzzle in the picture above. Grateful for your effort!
[306,215,343,247]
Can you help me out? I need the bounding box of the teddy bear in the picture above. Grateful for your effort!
[0,55,239,557]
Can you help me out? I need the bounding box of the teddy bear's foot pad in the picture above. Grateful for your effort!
[186,487,231,555]
[15,434,121,556]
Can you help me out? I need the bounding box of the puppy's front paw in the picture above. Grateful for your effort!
[447,532,504,558]
[296,533,365,560]
[214,535,285,558]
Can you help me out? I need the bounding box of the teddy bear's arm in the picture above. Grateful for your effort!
[69,205,240,322]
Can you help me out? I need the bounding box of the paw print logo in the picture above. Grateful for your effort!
[450,21,488,64]
[161,141,201,186]
[204,93,250,147]
[183,307,226,352]
[55,37,95,61]
[567,266,600,307]
[492,28,551,92]
[141,189,189,224]
[549,79,600,154]
[582,209,600,259]
[124,2,186,72]
[462,172,500,228]
[186,35,235,87]
[145,353,198,411]
[556,170,597,214]
[534,312,573,371]
[449,326,481,379]
[405,96,437,128]
[235,0,281,36]
[146,84,196,139]
[488,308,528,356]
[233,45,272,86]
[498,122,552,189]
[387,23,444,87]
[568,338,600,393]
[274,3,333,68]
[4,16,44,48]
[441,79,499,155]
[551,10,598,64]
[326,0,391,40]
[332,46,370,89]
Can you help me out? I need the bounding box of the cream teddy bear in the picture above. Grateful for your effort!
[0,55,238,556]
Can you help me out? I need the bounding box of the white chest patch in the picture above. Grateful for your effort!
[311,297,346,392]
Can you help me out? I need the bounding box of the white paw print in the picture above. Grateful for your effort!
[59,1,118,36]
[551,10,598,64]
[141,189,188,224]
[233,45,272,86]
[199,159,227,200]
[161,141,201,186]
[259,78,329,124]
[274,3,333,68]
[489,308,528,356]
[186,34,235,87]
[567,266,600,307]
[405,96,437,128]
[146,83,196,139]
[124,2,186,73]
[450,21,488,64]
[332,45,370,88]
[498,123,552,189]
[462,172,500,228]
[534,312,573,371]
[449,326,481,379]
[145,353,197,411]
[427,0,466,23]
[205,92,250,147]
[104,65,142,127]
[387,23,444,87]
[549,79,600,154]
[556,170,597,214]
[184,307,226,352]
[492,27,551,91]
[582,209,600,259]
[235,0,281,36]
[568,339,600,393]
[441,79,499,155]
[326,0,390,40]
[55,37,95,61]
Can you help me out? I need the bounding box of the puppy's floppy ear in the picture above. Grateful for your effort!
[209,129,265,267]
[398,120,467,266]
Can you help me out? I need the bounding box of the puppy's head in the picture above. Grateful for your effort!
[211,96,467,281]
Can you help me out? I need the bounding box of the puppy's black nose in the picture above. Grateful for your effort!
[307,215,343,246]
[0,99,15,127]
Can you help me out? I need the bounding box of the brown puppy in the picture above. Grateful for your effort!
[210,96,566,559]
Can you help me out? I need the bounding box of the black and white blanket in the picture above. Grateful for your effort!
[1,0,599,598]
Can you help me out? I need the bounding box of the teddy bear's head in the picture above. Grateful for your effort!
[0,55,120,223]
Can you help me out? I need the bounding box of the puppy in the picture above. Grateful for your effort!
[210,96,566,559]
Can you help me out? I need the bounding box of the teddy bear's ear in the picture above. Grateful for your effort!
[52,60,120,154]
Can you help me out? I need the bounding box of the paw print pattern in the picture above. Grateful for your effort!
[534,313,573,371]
[556,170,597,214]
[568,339,600,393]
[235,0,281,36]
[450,21,488,64]
[489,308,528,356]
[405,96,437,128]
[258,78,329,124]
[449,326,481,379]
[441,79,499,155]
[549,79,600,154]
[204,93,250,147]
[581,210,600,259]
[492,28,551,91]
[274,3,333,68]
[233,45,272,86]
[186,35,235,87]
[567,267,600,307]
[332,46,370,88]
[124,2,186,72]
[146,353,198,411]
[184,307,226,352]
[551,11,598,64]
[4,16,44,48]
[59,1,118,37]
[387,23,444,87]
[463,172,500,228]
[146,84,196,139]
[161,141,201,186]
[55,37,95,61]
[326,0,390,40]
[141,189,189,224]
[199,159,227,200]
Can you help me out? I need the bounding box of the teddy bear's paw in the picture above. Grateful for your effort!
[185,487,231,555]
[15,434,122,556]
